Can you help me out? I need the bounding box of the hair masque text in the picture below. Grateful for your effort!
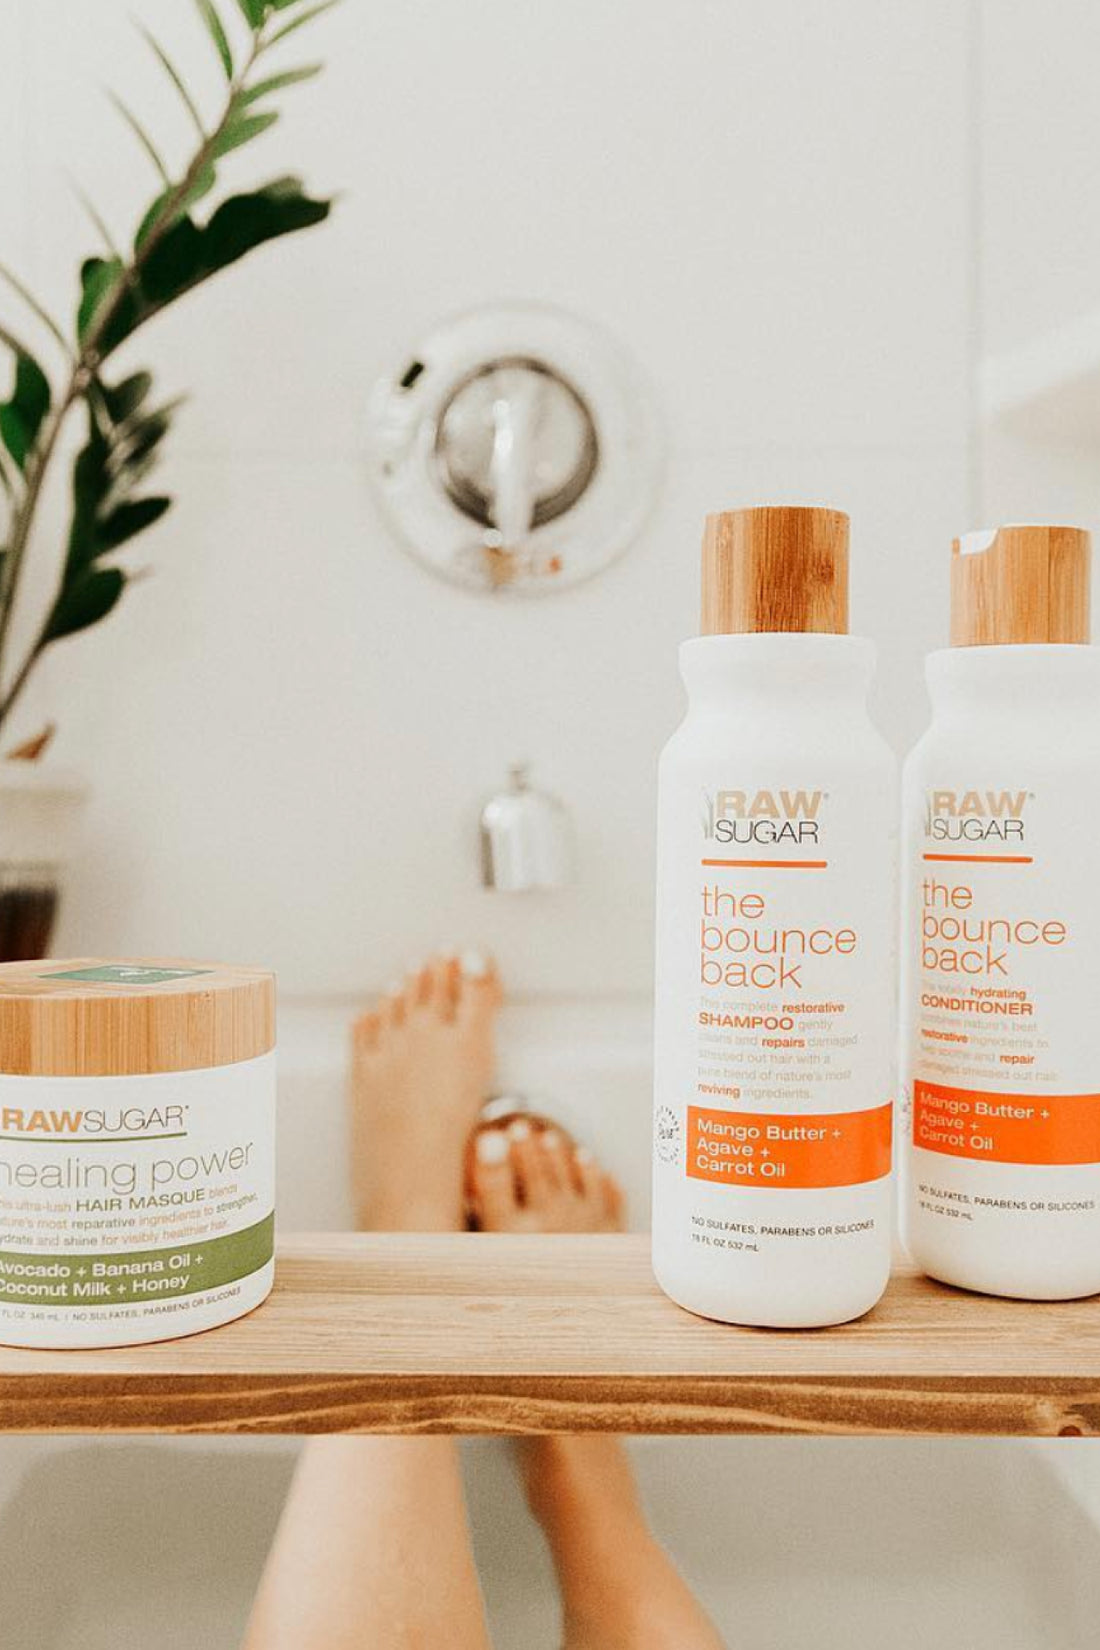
[0,960,276,1349]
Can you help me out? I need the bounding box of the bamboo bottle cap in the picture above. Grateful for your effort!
[0,960,275,1077]
[701,506,850,635]
[951,525,1091,646]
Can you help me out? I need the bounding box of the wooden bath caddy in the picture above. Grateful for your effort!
[0,1233,1096,1435]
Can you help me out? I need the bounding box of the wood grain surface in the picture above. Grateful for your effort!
[701,506,850,636]
[0,957,275,1074]
[950,523,1090,646]
[0,1234,1097,1435]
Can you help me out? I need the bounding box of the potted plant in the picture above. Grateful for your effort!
[0,0,338,959]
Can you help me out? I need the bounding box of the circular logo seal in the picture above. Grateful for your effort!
[654,1105,681,1165]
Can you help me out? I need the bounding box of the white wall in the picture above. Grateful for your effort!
[0,0,1063,996]
[978,1,1100,530]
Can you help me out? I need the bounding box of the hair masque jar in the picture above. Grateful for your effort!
[0,959,276,1348]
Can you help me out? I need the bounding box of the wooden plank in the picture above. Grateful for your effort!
[0,1234,1096,1435]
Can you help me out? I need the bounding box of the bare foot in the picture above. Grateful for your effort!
[519,1437,727,1650]
[349,952,501,1232]
[467,1122,626,1233]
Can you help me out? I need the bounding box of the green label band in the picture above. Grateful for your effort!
[41,964,214,985]
[0,1212,274,1308]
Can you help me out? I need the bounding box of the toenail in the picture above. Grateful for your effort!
[461,949,490,978]
[508,1119,531,1140]
[476,1129,510,1164]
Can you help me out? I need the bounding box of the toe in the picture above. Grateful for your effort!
[457,951,502,1017]
[423,953,461,1021]
[572,1145,602,1202]
[508,1120,553,1208]
[537,1129,571,1194]
[382,981,408,1031]
[602,1173,627,1232]
[469,1128,521,1231]
[351,1010,382,1054]
[409,962,433,1010]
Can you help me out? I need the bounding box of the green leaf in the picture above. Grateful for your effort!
[141,216,207,306]
[0,352,51,472]
[97,495,172,551]
[234,0,268,25]
[0,407,27,471]
[202,178,331,272]
[85,172,331,364]
[185,165,220,210]
[269,0,341,45]
[45,567,126,642]
[213,110,279,157]
[135,163,218,253]
[118,182,331,336]
[113,451,161,495]
[66,422,113,570]
[112,400,181,476]
[194,0,234,77]
[138,26,206,138]
[108,93,172,184]
[101,372,153,424]
[134,194,170,253]
[240,63,321,103]
[77,257,137,351]
[64,417,171,578]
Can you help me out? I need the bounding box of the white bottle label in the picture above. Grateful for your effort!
[654,772,895,1322]
[904,779,1100,1290]
[0,1052,275,1345]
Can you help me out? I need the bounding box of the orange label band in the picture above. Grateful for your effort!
[913,1080,1100,1166]
[686,1103,892,1189]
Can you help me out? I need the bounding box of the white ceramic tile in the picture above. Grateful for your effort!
[43,442,966,994]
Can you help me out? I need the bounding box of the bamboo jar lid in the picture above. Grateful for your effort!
[0,959,275,1077]
[701,506,850,636]
[951,525,1091,646]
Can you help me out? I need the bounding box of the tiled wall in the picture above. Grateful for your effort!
[2,2,1087,995]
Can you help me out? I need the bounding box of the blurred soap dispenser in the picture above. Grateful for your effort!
[480,764,574,892]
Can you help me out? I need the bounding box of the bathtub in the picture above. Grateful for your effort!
[2,1434,1099,1649]
[2,998,1098,1649]
[276,995,659,1231]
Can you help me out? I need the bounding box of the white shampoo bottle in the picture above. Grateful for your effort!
[902,524,1100,1300]
[652,507,897,1327]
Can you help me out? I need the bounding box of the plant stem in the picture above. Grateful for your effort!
[0,26,267,739]
[0,622,50,727]
[81,33,263,368]
[0,378,83,712]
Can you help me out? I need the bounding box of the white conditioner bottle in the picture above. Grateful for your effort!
[902,524,1100,1300]
[652,506,897,1328]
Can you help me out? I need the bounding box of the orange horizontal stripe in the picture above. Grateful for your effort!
[701,858,828,870]
[687,1102,892,1189]
[923,853,1032,864]
[913,1079,1100,1166]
